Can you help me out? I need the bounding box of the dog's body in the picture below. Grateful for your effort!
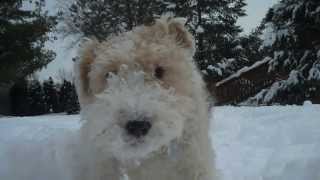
[74,17,217,180]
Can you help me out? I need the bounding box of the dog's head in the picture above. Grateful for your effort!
[75,17,201,162]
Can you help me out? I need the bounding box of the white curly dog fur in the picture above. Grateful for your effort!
[74,17,217,180]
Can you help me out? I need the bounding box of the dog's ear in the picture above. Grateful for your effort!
[167,18,195,55]
[74,39,98,106]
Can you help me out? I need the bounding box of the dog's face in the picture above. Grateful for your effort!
[76,18,199,162]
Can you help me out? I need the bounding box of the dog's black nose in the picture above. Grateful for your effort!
[125,120,151,138]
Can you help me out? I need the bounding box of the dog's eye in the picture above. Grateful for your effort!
[154,66,165,79]
[105,72,111,79]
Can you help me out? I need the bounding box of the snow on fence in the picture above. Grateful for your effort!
[212,58,279,105]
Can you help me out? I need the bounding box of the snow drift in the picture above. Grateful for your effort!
[1,105,320,180]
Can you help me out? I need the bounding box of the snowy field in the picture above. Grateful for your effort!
[1,105,320,180]
[211,105,320,180]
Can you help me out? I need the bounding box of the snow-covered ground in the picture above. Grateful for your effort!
[211,105,320,180]
[1,105,320,180]
[0,114,81,180]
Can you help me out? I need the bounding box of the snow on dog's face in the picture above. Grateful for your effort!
[75,17,198,162]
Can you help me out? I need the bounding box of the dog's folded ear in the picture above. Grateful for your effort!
[166,17,195,56]
[147,17,195,56]
[74,39,98,106]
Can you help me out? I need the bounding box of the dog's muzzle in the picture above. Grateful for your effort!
[125,120,152,138]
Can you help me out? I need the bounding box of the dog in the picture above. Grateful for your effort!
[74,17,217,180]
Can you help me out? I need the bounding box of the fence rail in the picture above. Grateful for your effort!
[211,60,277,105]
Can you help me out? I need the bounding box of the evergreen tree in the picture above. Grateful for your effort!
[63,0,165,40]
[43,77,60,113]
[0,0,57,84]
[27,80,46,115]
[65,83,80,114]
[164,0,247,82]
[59,80,69,112]
[64,0,247,83]
[249,0,320,105]
[10,80,29,116]
[239,23,267,65]
[59,80,71,113]
[60,80,80,114]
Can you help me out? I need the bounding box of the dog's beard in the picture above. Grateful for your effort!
[81,71,192,163]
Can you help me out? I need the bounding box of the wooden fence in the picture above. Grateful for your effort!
[210,59,278,105]
[211,59,320,105]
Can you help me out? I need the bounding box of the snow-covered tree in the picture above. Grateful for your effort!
[63,0,165,40]
[0,0,57,84]
[63,0,246,78]
[164,0,247,82]
[248,0,320,105]
[63,0,247,85]
[239,23,268,65]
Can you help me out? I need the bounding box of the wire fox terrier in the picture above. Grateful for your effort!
[74,17,217,180]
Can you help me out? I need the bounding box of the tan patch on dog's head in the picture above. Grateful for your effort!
[75,17,197,106]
